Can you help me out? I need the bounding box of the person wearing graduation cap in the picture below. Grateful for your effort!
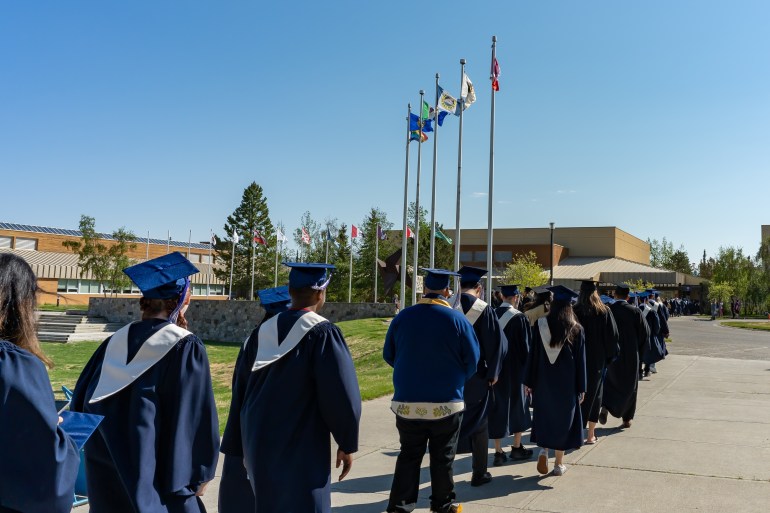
[219,285,290,513]
[573,281,619,445]
[239,262,362,513]
[523,285,586,476]
[523,286,553,326]
[0,253,81,513]
[383,268,479,513]
[599,283,650,429]
[70,252,220,513]
[454,266,506,487]
[639,292,663,378]
[490,284,534,466]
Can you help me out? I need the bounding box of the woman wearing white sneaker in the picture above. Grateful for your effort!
[524,285,587,476]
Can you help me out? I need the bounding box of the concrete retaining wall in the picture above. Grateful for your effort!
[88,298,396,343]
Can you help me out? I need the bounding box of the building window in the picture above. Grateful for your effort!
[474,251,487,262]
[494,251,512,262]
[199,254,212,264]
[191,283,225,296]
[0,236,11,249]
[459,251,473,262]
[57,279,79,293]
[15,237,37,251]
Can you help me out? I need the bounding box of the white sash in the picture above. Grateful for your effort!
[464,298,488,326]
[252,311,327,372]
[90,322,191,403]
[642,304,652,317]
[497,304,522,331]
[648,301,659,312]
[537,317,562,365]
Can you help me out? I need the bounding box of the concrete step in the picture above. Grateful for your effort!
[38,332,71,343]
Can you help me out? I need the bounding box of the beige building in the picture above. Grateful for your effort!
[0,222,227,306]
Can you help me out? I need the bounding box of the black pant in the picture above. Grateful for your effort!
[469,418,489,476]
[387,413,463,513]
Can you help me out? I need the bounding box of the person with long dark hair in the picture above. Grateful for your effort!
[523,287,552,326]
[524,285,586,476]
[573,281,619,445]
[0,253,80,513]
[71,252,219,513]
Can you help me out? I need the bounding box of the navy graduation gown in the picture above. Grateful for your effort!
[573,306,619,425]
[524,322,586,451]
[240,309,362,513]
[603,301,649,419]
[489,305,532,439]
[0,341,80,513]
[70,320,220,513]
[457,294,506,448]
[642,307,664,365]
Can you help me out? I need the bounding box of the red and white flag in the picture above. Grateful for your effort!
[253,229,267,246]
[406,226,414,239]
[491,57,500,92]
[351,225,361,238]
[301,227,311,245]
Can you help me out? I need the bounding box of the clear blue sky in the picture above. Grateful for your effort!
[2,1,768,264]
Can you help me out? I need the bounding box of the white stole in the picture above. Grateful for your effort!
[252,311,327,372]
[537,317,562,365]
[464,297,488,326]
[497,303,522,331]
[90,322,191,403]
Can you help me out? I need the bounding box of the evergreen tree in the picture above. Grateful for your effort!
[213,182,275,299]
[325,223,351,302]
[293,211,325,262]
[352,208,395,302]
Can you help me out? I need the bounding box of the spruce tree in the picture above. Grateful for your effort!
[352,208,395,302]
[325,223,351,302]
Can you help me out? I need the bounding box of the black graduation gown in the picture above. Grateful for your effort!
[523,321,586,451]
[573,306,619,425]
[642,306,664,365]
[71,320,220,513]
[657,305,670,356]
[457,294,506,450]
[489,304,532,439]
[239,309,362,513]
[0,340,80,513]
[603,301,649,419]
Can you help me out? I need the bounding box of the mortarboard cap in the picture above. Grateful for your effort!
[547,285,578,303]
[421,268,460,290]
[579,280,598,293]
[257,285,291,314]
[283,262,335,290]
[524,286,533,292]
[123,252,199,299]
[615,283,631,295]
[599,294,616,305]
[457,266,488,285]
[59,411,104,450]
[499,284,521,297]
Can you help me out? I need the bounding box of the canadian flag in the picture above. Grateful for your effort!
[351,225,360,238]
[301,227,311,245]
[253,229,267,246]
[406,226,414,239]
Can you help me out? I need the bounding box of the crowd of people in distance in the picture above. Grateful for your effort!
[1,251,670,513]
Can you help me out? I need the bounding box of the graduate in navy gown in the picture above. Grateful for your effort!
[524,285,586,477]
[0,253,80,513]
[490,284,534,467]
[219,285,290,513]
[640,294,663,377]
[455,266,506,487]
[239,263,362,513]
[71,252,220,513]
[384,268,479,513]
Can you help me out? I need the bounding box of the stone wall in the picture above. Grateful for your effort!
[88,298,396,343]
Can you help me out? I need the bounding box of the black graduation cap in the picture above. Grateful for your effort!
[123,252,199,299]
[499,284,521,297]
[421,268,460,290]
[533,285,550,295]
[579,280,598,293]
[457,266,488,285]
[547,285,578,302]
[524,286,533,292]
[615,282,631,295]
[283,262,335,289]
[257,285,291,314]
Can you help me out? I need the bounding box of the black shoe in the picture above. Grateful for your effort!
[493,451,507,466]
[599,407,608,425]
[430,503,462,513]
[509,445,533,460]
[471,472,492,487]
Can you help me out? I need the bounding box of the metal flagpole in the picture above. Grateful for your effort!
[166,230,170,254]
[454,59,466,293]
[429,73,440,269]
[412,90,425,305]
[401,104,411,309]
[486,36,497,303]
[250,230,256,301]
[325,228,329,264]
[146,231,150,259]
[374,223,379,302]
[348,233,354,303]
[228,228,236,299]
[187,229,191,259]
[207,229,212,296]
[274,226,281,287]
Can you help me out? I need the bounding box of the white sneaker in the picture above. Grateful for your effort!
[536,449,549,474]
[551,464,567,476]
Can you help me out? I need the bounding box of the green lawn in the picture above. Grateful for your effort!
[43,317,394,434]
[720,321,770,332]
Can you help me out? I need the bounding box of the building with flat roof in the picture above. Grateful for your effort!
[0,222,226,306]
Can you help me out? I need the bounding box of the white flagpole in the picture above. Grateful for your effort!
[228,228,236,299]
[348,233,354,303]
[325,228,329,264]
[401,104,411,308]
[454,58,466,294]
[187,229,191,259]
[486,36,497,303]
[274,226,281,288]
[146,230,150,259]
[429,73,440,269]
[374,223,379,303]
[207,230,212,296]
[166,230,170,254]
[250,230,256,301]
[412,90,425,305]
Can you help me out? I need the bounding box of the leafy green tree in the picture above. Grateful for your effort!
[352,208,395,302]
[626,278,656,294]
[708,282,734,305]
[712,246,752,300]
[213,182,276,299]
[292,211,325,262]
[500,251,548,289]
[667,250,694,275]
[647,238,674,268]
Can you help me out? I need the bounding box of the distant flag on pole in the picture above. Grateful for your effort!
[406,226,415,239]
[491,57,500,91]
[232,227,240,244]
[434,225,453,244]
[430,106,450,126]
[301,227,311,245]
[326,227,338,247]
[461,73,476,108]
[436,85,459,118]
[351,225,361,238]
[377,225,387,240]
[253,229,267,246]
[409,113,433,133]
[276,229,287,242]
[409,130,428,142]
[210,233,216,246]
[421,100,431,120]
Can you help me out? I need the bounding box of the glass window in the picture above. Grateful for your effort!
[474,251,487,262]
[79,281,90,294]
[459,251,473,262]
[494,251,512,262]
[15,237,37,250]
[0,236,11,249]
[57,279,67,293]
[199,254,211,264]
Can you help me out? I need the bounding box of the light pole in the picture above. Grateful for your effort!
[549,222,555,286]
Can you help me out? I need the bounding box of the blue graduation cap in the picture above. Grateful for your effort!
[599,294,616,305]
[283,262,335,290]
[420,268,460,290]
[499,284,521,297]
[637,290,651,299]
[547,285,578,303]
[123,252,199,299]
[457,266,488,286]
[59,411,104,450]
[257,285,291,314]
